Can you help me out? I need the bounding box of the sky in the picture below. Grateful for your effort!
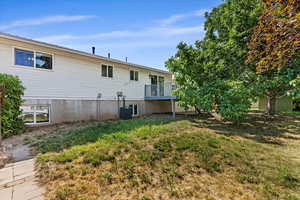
[0,0,221,70]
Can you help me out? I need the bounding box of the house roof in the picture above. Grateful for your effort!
[0,32,172,75]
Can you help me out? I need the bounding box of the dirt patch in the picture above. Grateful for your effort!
[1,121,101,162]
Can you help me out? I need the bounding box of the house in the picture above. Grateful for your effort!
[256,96,295,113]
[0,33,176,125]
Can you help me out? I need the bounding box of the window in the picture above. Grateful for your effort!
[130,70,134,80]
[36,52,52,69]
[130,70,139,81]
[15,48,53,70]
[15,49,34,67]
[20,105,50,124]
[108,66,113,78]
[20,106,35,123]
[102,65,107,77]
[102,64,113,78]
[129,104,138,116]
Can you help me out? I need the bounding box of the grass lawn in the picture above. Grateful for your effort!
[282,111,300,116]
[30,114,300,200]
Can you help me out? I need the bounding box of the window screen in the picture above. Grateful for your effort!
[102,65,107,77]
[36,52,52,69]
[130,70,138,81]
[130,70,134,80]
[134,71,139,81]
[15,49,34,67]
[108,66,113,78]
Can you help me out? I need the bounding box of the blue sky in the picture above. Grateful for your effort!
[0,0,221,70]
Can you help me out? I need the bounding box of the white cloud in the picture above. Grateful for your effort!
[36,34,79,43]
[194,9,208,17]
[159,9,209,26]
[35,26,204,43]
[0,15,96,30]
[92,26,204,39]
[160,14,188,26]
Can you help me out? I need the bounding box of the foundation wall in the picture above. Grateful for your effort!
[23,99,173,124]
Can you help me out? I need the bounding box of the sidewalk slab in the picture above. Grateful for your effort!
[0,159,45,200]
[12,179,45,200]
[0,166,13,187]
[0,187,12,199]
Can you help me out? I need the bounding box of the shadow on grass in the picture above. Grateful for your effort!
[27,116,176,154]
[190,113,300,145]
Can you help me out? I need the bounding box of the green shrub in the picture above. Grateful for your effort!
[0,74,25,138]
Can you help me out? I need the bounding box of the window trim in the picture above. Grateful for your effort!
[130,70,139,81]
[21,105,51,125]
[12,47,54,71]
[129,104,139,117]
[101,64,114,78]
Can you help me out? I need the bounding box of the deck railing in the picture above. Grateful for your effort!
[145,82,176,98]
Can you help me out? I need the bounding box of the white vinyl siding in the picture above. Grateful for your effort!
[0,40,172,101]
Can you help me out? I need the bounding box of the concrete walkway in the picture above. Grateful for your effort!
[0,159,45,200]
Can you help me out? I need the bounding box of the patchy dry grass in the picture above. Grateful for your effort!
[34,114,300,200]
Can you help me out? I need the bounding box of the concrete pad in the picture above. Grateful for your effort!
[0,186,12,200]
[0,166,13,187]
[13,159,35,168]
[30,195,44,200]
[12,179,45,200]
[13,160,35,180]
[0,159,45,200]
[14,171,35,181]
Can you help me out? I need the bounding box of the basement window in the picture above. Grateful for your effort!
[129,104,138,116]
[102,64,113,78]
[20,105,50,124]
[14,48,53,70]
[130,70,139,81]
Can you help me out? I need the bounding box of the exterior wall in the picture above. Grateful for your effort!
[0,37,172,101]
[23,99,172,124]
[258,96,294,113]
[0,36,174,124]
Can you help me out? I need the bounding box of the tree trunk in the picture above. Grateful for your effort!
[267,96,276,115]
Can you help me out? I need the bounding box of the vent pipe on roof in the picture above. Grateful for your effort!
[108,53,111,59]
[92,47,95,55]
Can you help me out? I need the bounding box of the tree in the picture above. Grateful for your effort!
[167,0,263,121]
[247,0,300,114]
[0,74,25,138]
[247,0,300,72]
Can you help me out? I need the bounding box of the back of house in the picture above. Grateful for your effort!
[0,33,176,125]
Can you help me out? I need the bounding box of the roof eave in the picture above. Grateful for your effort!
[0,32,172,75]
